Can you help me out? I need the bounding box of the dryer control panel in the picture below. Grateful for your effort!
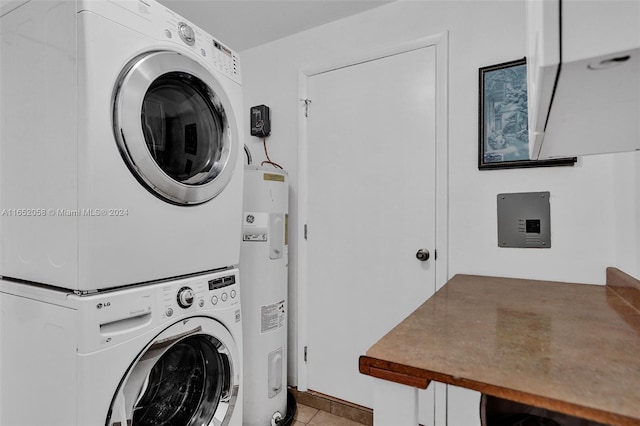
[160,9,241,84]
[99,0,242,84]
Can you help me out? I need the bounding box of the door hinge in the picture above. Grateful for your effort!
[301,98,312,117]
[304,346,308,362]
[304,224,308,240]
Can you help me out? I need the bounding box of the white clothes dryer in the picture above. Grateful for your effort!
[0,268,242,426]
[0,0,243,291]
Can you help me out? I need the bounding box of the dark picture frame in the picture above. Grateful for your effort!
[478,58,576,170]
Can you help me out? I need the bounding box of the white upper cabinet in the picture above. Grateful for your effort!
[527,0,640,159]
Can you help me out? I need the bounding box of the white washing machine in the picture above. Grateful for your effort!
[0,268,242,426]
[0,0,244,291]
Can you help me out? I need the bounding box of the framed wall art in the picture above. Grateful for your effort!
[478,58,576,170]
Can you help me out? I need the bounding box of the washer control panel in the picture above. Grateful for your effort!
[176,286,195,308]
[208,274,238,307]
[162,270,239,318]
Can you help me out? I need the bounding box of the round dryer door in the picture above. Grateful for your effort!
[114,51,239,205]
[106,317,240,426]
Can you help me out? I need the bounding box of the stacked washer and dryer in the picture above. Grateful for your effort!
[0,1,244,425]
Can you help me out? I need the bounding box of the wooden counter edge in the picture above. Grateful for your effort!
[359,354,638,426]
[606,267,640,312]
[359,356,430,389]
[360,271,640,426]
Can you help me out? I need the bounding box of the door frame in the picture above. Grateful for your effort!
[296,31,449,398]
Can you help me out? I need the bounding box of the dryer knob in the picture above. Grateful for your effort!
[177,287,195,308]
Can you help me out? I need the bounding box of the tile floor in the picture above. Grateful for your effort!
[293,403,365,426]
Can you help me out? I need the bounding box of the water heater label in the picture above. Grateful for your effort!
[243,233,267,241]
[263,173,285,182]
[260,300,286,334]
[243,211,268,242]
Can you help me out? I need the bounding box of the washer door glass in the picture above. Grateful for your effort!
[114,51,238,205]
[107,318,239,426]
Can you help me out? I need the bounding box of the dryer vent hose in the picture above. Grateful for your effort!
[244,144,253,165]
[272,390,297,426]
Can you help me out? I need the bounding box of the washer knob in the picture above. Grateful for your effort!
[177,287,195,308]
[178,22,195,46]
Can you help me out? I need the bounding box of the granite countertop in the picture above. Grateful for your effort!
[359,268,640,426]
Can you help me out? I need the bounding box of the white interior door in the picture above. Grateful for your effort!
[304,45,438,411]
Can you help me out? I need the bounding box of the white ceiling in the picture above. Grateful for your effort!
[157,0,394,52]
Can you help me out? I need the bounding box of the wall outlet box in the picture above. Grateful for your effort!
[497,192,551,248]
[250,104,271,137]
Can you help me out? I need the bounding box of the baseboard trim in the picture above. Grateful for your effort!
[289,387,373,425]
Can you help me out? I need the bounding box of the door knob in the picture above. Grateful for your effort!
[416,249,430,262]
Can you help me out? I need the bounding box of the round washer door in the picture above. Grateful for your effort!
[106,317,240,426]
[114,51,239,205]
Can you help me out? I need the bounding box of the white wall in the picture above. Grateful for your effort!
[240,0,624,413]
[612,151,640,278]
[636,153,639,277]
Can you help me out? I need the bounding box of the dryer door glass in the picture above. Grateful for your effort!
[114,51,239,205]
[142,72,224,186]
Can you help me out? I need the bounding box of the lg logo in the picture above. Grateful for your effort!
[96,301,112,310]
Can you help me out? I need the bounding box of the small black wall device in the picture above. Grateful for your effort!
[250,104,271,137]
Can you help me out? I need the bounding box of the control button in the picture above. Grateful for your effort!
[177,286,195,309]
[164,29,172,38]
[221,292,228,302]
[199,299,205,307]
[178,22,195,46]
[200,48,206,57]
[166,308,174,317]
[211,295,219,305]
[230,289,236,299]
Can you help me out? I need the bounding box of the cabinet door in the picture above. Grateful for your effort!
[526,0,559,160]
[527,0,640,159]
